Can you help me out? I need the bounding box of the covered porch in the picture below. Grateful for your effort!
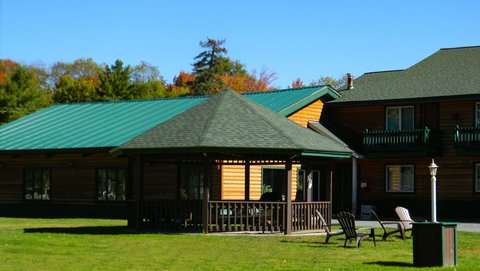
[127,155,337,234]
[112,89,352,234]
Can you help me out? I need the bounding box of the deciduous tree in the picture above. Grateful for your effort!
[289,78,304,89]
[309,75,347,89]
[0,64,51,123]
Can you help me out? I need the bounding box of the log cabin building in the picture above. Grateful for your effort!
[1,46,479,231]
[0,86,352,233]
[322,46,480,219]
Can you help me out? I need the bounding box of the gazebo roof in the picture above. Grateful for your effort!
[112,89,352,158]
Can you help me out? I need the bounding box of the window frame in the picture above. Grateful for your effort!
[96,167,127,202]
[23,168,51,201]
[178,164,206,200]
[385,164,415,193]
[385,106,415,131]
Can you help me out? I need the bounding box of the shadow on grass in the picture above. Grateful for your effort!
[24,226,203,235]
[24,226,134,235]
[364,261,413,267]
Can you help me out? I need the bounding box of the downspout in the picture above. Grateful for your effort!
[352,157,358,217]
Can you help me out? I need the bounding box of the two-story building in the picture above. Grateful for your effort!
[322,46,480,219]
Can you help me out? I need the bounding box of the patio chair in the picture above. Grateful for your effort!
[395,206,414,238]
[337,211,376,248]
[315,210,344,243]
[371,210,405,241]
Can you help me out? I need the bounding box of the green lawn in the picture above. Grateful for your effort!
[0,217,478,270]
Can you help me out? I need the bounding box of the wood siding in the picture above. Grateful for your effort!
[287,100,324,127]
[0,153,127,205]
[143,164,177,200]
[221,164,301,200]
[325,99,480,218]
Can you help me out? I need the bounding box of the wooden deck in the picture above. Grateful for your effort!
[130,200,331,234]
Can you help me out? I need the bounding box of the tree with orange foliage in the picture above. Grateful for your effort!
[169,71,195,96]
[289,78,305,89]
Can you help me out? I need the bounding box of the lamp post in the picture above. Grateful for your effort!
[428,159,438,223]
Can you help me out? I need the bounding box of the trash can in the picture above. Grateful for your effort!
[413,222,457,267]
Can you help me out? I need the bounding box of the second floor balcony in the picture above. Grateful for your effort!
[363,127,440,156]
[454,126,480,154]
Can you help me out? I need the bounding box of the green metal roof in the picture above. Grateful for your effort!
[112,89,352,158]
[0,86,335,151]
[0,97,207,151]
[331,46,480,104]
[244,86,339,115]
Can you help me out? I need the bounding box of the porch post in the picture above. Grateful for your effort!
[135,155,144,230]
[244,160,250,200]
[202,157,211,234]
[352,157,358,216]
[328,161,333,225]
[284,158,292,235]
[306,166,312,202]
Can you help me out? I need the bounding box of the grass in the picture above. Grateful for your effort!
[0,217,478,270]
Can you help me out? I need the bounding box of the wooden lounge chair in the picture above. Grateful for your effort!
[395,206,414,238]
[337,211,376,248]
[371,210,405,241]
[315,210,343,244]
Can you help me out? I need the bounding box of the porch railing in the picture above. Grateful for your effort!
[363,127,431,153]
[292,202,331,232]
[134,200,203,231]
[208,201,285,232]
[132,200,331,233]
[454,126,480,151]
[208,201,331,233]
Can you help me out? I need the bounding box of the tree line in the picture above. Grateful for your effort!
[0,38,345,124]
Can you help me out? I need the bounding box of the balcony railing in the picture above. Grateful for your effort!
[454,126,480,152]
[363,127,433,154]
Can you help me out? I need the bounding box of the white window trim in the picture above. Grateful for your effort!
[385,106,414,131]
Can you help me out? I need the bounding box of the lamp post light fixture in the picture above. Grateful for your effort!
[428,159,439,223]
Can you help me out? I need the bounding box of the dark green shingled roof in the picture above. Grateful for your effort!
[112,89,352,158]
[331,46,480,104]
[0,86,336,151]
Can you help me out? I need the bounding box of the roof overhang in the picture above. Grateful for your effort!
[278,86,341,116]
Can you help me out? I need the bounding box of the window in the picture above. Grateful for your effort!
[386,165,414,192]
[262,168,286,200]
[179,165,204,200]
[386,106,414,130]
[97,168,126,201]
[475,164,480,193]
[24,168,50,200]
[476,102,480,128]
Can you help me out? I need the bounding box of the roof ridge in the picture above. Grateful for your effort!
[233,90,300,148]
[58,95,207,106]
[243,85,325,96]
[364,69,405,75]
[197,91,224,146]
[440,45,480,51]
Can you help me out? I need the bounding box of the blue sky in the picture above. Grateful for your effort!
[1,0,479,88]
